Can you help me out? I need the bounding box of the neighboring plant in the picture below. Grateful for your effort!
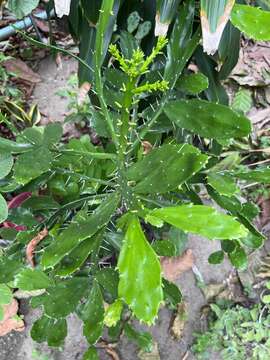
[0,54,22,106]
[0,0,270,357]
[192,282,270,360]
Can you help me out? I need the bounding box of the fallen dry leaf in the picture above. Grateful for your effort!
[161,249,194,282]
[170,302,187,340]
[203,283,226,302]
[0,299,25,336]
[77,82,91,106]
[26,228,48,267]
[3,59,41,84]
[142,141,153,155]
[106,348,120,360]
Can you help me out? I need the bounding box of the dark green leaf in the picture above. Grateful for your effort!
[228,244,247,270]
[124,323,153,352]
[14,269,52,291]
[0,194,8,223]
[0,152,13,179]
[96,268,119,303]
[83,347,100,360]
[0,257,22,283]
[152,240,176,256]
[31,315,67,347]
[208,251,224,264]
[176,72,209,95]
[207,172,239,197]
[162,278,182,308]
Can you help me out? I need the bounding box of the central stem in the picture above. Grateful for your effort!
[117,78,136,207]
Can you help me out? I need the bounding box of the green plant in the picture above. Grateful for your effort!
[192,282,270,360]
[1,0,270,357]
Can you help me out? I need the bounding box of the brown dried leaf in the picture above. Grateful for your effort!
[170,302,187,340]
[106,348,120,360]
[142,141,153,155]
[203,283,226,302]
[77,82,91,106]
[3,59,41,83]
[0,299,25,336]
[161,249,194,282]
[26,228,48,267]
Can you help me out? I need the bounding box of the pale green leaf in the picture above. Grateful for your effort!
[0,194,8,223]
[0,152,13,179]
[104,299,123,327]
[207,172,239,197]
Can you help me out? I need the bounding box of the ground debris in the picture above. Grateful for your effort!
[161,249,194,282]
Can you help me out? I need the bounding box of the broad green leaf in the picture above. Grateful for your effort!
[164,99,251,141]
[176,72,209,94]
[233,168,270,183]
[104,299,123,327]
[150,205,248,240]
[124,323,153,352]
[118,216,163,324]
[96,268,119,303]
[200,0,235,55]
[55,232,102,276]
[43,278,89,318]
[0,194,8,223]
[167,227,188,256]
[0,152,13,179]
[228,244,247,270]
[14,268,52,291]
[43,123,63,147]
[231,4,270,41]
[152,240,176,256]
[83,347,100,360]
[207,172,239,197]
[0,137,33,153]
[0,257,22,283]
[127,144,208,194]
[162,278,182,308]
[80,280,104,344]
[164,0,200,86]
[7,0,39,18]
[31,315,67,347]
[22,195,60,211]
[240,233,263,250]
[208,251,224,264]
[221,239,236,253]
[14,147,53,185]
[41,192,119,269]
[0,284,13,305]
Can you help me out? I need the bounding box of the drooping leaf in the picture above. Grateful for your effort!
[104,299,123,327]
[42,278,89,318]
[80,280,104,344]
[14,269,52,291]
[200,0,235,55]
[118,216,163,324]
[231,4,270,41]
[31,315,67,347]
[176,72,209,95]
[162,278,182,308]
[207,172,239,197]
[164,99,251,141]
[228,244,247,270]
[0,152,13,179]
[127,144,208,194]
[41,193,119,269]
[149,205,248,240]
[0,194,8,223]
[124,323,153,352]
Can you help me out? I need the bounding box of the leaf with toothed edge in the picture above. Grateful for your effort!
[127,144,208,194]
[149,205,248,240]
[14,268,53,291]
[118,215,163,324]
[41,192,119,269]
[31,314,67,347]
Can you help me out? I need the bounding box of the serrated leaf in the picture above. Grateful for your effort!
[0,257,22,283]
[104,299,123,327]
[41,193,119,269]
[80,280,104,344]
[208,251,224,264]
[124,323,153,352]
[231,4,270,41]
[42,278,89,318]
[234,168,270,183]
[164,99,251,141]
[150,205,248,240]
[127,144,208,194]
[207,172,239,197]
[0,194,8,223]
[0,152,13,179]
[14,146,53,185]
[14,268,52,291]
[31,315,67,347]
[200,0,235,55]
[232,89,252,114]
[118,216,163,324]
[176,72,209,94]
